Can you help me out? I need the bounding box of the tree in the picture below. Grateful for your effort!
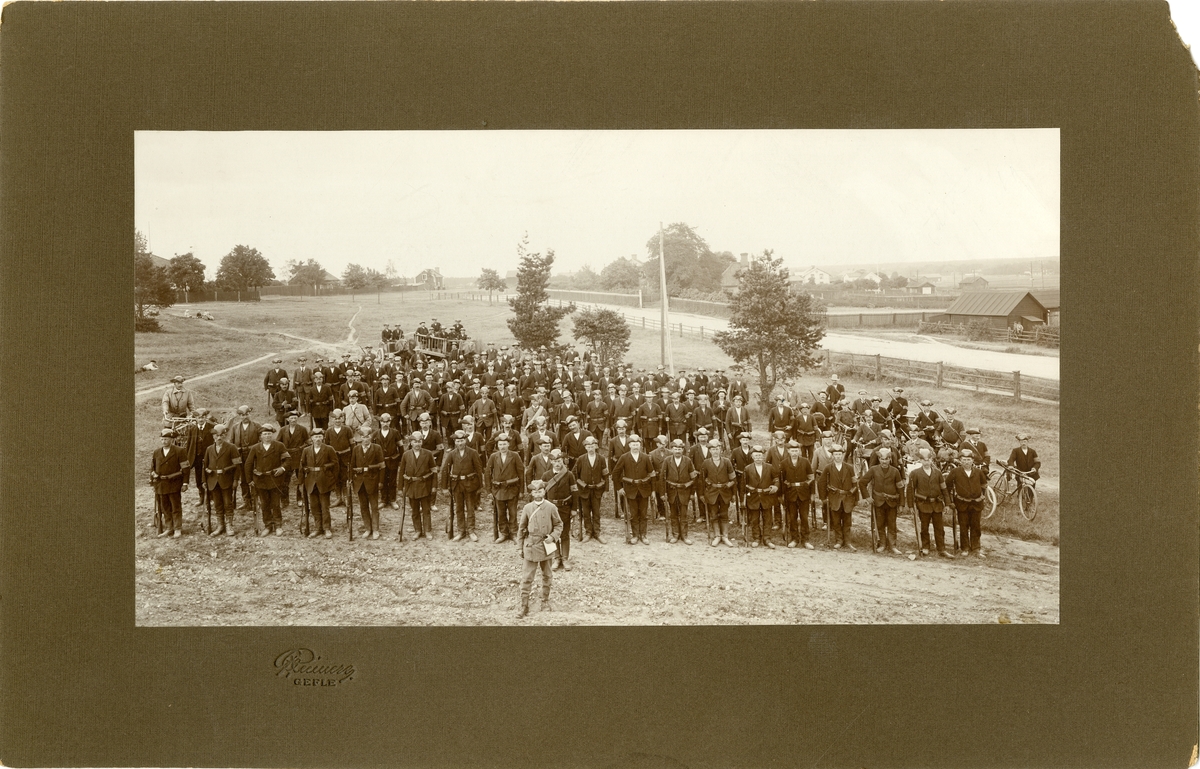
[506,234,574,350]
[600,256,643,292]
[642,223,735,294]
[713,250,825,414]
[342,263,370,290]
[135,254,175,322]
[572,307,630,369]
[477,267,507,301]
[571,264,600,291]
[215,245,274,290]
[168,253,207,292]
[287,258,327,290]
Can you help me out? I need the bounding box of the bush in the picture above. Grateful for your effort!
[135,316,162,332]
[966,320,990,341]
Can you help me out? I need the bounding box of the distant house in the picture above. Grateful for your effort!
[1031,289,1060,326]
[793,266,832,286]
[144,253,172,270]
[862,271,884,285]
[944,291,1048,329]
[414,267,444,290]
[721,253,750,293]
[288,269,340,288]
[959,275,990,290]
[906,281,937,295]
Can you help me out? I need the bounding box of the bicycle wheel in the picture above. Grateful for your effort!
[984,486,998,519]
[989,467,1013,498]
[1019,485,1038,521]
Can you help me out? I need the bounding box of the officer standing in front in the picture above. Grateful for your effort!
[514,479,563,619]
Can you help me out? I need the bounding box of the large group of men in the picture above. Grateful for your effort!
[152,321,1043,585]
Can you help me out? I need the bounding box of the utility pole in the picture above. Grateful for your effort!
[659,222,674,375]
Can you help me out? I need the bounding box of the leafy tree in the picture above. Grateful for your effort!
[506,234,574,350]
[342,263,370,290]
[215,245,274,290]
[850,277,879,291]
[135,255,175,322]
[642,223,735,294]
[287,258,327,289]
[477,267,507,300]
[572,307,630,369]
[713,250,825,414]
[571,264,600,291]
[168,253,207,292]
[600,256,643,292]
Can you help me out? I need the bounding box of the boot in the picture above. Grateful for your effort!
[552,556,563,571]
[540,588,553,612]
[515,598,529,619]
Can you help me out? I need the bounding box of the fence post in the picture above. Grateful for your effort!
[1013,371,1021,401]
[874,354,882,380]
[679,322,683,337]
[825,349,832,370]
[936,361,944,388]
[859,313,864,326]
[237,291,241,302]
[642,317,646,329]
[700,326,704,339]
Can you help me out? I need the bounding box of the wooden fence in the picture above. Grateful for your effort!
[918,320,1060,348]
[174,289,260,303]
[825,351,1059,403]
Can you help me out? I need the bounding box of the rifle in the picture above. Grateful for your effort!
[347,477,354,542]
[909,504,920,559]
[398,492,407,541]
[491,492,499,542]
[781,493,789,547]
[617,485,633,542]
[869,499,879,552]
[205,484,213,535]
[250,482,261,537]
[446,490,456,540]
[735,483,746,545]
[825,496,833,548]
[700,491,711,542]
[576,492,585,542]
[664,490,671,542]
[951,503,959,551]
[301,473,311,538]
[153,483,163,535]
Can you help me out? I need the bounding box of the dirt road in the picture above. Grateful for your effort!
[136,488,1058,626]
[577,302,1060,381]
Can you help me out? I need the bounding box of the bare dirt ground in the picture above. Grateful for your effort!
[135,295,1059,626]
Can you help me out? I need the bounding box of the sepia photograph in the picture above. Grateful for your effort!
[135,129,1060,626]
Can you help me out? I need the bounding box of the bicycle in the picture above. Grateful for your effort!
[985,460,1038,521]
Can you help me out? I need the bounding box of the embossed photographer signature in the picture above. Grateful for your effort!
[273,648,356,687]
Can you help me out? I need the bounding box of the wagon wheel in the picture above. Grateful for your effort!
[983,485,998,520]
[1018,484,1038,521]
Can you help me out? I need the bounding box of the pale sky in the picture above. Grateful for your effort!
[135,130,1059,281]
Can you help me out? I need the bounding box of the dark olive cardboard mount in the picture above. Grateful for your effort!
[1,2,1197,767]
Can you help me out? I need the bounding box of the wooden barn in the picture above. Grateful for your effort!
[944,291,1049,329]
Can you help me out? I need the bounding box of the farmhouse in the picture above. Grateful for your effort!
[287,269,340,288]
[906,281,937,295]
[944,291,1048,329]
[721,253,750,293]
[959,275,990,290]
[793,266,832,285]
[413,267,444,290]
[1031,289,1060,326]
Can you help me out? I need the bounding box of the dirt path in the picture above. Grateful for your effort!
[136,307,363,401]
[569,301,1060,381]
[135,487,1058,626]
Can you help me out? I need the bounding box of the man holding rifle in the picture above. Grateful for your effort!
[699,440,737,547]
[945,449,987,558]
[819,447,859,551]
[541,450,577,570]
[858,447,906,555]
[244,423,290,536]
[442,430,483,543]
[485,434,524,544]
[662,439,698,545]
[350,428,385,540]
[202,423,239,536]
[612,435,656,545]
[741,446,779,549]
[779,439,815,549]
[300,428,338,538]
[906,447,954,558]
[150,428,190,538]
[399,431,437,540]
[574,436,608,543]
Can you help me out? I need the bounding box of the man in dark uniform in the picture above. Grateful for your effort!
[485,433,525,543]
[946,449,987,557]
[541,450,577,570]
[350,428,385,540]
[202,423,239,536]
[779,439,815,549]
[293,357,315,417]
[442,430,483,542]
[1003,433,1041,480]
[324,409,355,509]
[271,377,298,427]
[575,436,608,543]
[906,447,954,558]
[263,358,288,410]
[913,399,941,444]
[741,446,778,548]
[825,374,845,407]
[699,440,737,547]
[858,446,906,555]
[587,388,611,441]
[308,371,335,430]
[612,435,656,545]
[819,447,859,551]
[300,427,339,538]
[514,480,563,618]
[278,410,309,508]
[228,405,260,509]
[373,412,404,511]
[373,374,402,424]
[661,439,698,545]
[793,403,820,461]
[664,390,690,445]
[725,394,752,445]
[960,428,991,471]
[768,395,794,440]
[244,423,290,536]
[182,408,215,508]
[438,379,467,436]
[150,428,189,538]
[399,431,437,540]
